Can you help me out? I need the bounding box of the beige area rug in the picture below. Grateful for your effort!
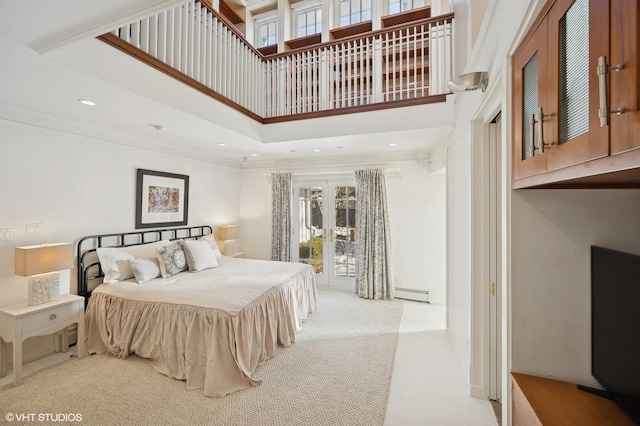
[1,289,404,426]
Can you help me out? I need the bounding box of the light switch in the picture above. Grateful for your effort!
[26,223,43,237]
[0,228,12,242]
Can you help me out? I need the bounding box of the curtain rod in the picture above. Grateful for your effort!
[264,168,400,177]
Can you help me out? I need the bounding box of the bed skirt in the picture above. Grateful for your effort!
[85,266,317,397]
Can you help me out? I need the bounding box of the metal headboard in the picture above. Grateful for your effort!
[77,225,213,306]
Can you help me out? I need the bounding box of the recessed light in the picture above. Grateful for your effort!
[251,153,258,157]
[150,124,165,131]
[78,99,96,106]
[313,149,321,152]
[218,143,226,147]
[388,143,397,146]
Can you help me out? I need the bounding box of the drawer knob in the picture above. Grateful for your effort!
[49,314,57,320]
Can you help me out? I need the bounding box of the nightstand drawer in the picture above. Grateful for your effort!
[22,303,80,334]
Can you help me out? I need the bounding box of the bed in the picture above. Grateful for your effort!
[77,225,317,397]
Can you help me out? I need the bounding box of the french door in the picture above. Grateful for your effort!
[292,180,357,291]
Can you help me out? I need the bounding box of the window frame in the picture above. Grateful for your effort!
[291,0,323,39]
[337,0,372,27]
[254,10,279,48]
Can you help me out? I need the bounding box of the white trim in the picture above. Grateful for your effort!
[35,0,193,54]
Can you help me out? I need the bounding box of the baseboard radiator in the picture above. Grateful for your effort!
[395,288,430,303]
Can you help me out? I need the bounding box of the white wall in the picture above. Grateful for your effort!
[0,121,241,303]
[0,120,240,360]
[239,160,447,303]
[387,164,446,304]
[511,189,640,387]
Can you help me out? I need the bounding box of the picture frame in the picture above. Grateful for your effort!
[135,169,189,229]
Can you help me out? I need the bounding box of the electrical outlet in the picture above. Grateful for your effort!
[0,228,12,242]
[26,223,43,237]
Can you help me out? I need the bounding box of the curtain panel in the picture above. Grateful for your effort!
[355,169,394,300]
[271,173,292,262]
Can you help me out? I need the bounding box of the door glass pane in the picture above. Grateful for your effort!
[334,186,356,277]
[522,51,539,160]
[298,187,323,274]
[559,0,589,143]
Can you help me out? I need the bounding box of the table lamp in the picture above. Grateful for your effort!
[15,243,74,305]
[217,225,239,256]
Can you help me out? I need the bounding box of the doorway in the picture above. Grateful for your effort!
[489,113,502,402]
[292,179,357,292]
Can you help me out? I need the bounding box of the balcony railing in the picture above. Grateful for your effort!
[101,0,453,121]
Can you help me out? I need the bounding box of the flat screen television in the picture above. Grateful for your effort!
[584,246,640,423]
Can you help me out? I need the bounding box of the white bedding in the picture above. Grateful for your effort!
[85,257,317,397]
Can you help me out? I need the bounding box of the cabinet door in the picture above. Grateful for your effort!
[610,0,640,155]
[546,0,610,171]
[513,18,549,181]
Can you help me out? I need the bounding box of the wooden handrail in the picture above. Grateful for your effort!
[267,13,455,60]
[100,0,454,122]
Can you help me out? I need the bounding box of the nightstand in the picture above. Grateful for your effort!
[0,294,85,386]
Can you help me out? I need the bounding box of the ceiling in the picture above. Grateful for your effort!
[0,0,455,168]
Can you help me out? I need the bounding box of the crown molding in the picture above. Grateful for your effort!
[0,103,241,168]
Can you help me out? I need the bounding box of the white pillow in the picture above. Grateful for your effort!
[198,234,223,259]
[181,239,218,272]
[97,240,171,283]
[128,258,161,284]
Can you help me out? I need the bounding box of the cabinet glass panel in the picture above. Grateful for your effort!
[559,0,589,143]
[523,51,539,160]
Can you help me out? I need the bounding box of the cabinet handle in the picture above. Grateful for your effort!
[597,56,625,127]
[529,113,536,157]
[532,107,554,154]
[49,314,57,320]
[538,107,554,154]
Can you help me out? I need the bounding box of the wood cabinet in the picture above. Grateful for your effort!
[511,373,637,425]
[512,0,639,188]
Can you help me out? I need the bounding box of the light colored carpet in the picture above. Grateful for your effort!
[1,289,404,426]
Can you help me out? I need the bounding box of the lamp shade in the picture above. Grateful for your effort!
[217,225,239,241]
[15,243,74,276]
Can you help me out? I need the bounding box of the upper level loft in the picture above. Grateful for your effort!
[98,0,454,123]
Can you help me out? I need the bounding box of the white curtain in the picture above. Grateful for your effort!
[355,169,394,299]
[271,173,292,262]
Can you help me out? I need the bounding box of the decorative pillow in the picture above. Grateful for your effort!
[157,241,188,278]
[181,239,218,272]
[198,234,223,259]
[128,258,161,284]
[97,241,171,283]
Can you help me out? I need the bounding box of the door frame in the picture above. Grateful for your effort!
[291,174,357,292]
[469,69,509,414]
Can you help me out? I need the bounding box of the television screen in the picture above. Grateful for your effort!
[591,246,640,422]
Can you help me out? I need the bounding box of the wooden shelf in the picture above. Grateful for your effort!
[258,45,278,56]
[219,0,244,25]
[382,6,431,28]
[330,21,373,40]
[286,33,322,50]
[512,373,637,425]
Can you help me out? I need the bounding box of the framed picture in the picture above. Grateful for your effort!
[135,169,189,229]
